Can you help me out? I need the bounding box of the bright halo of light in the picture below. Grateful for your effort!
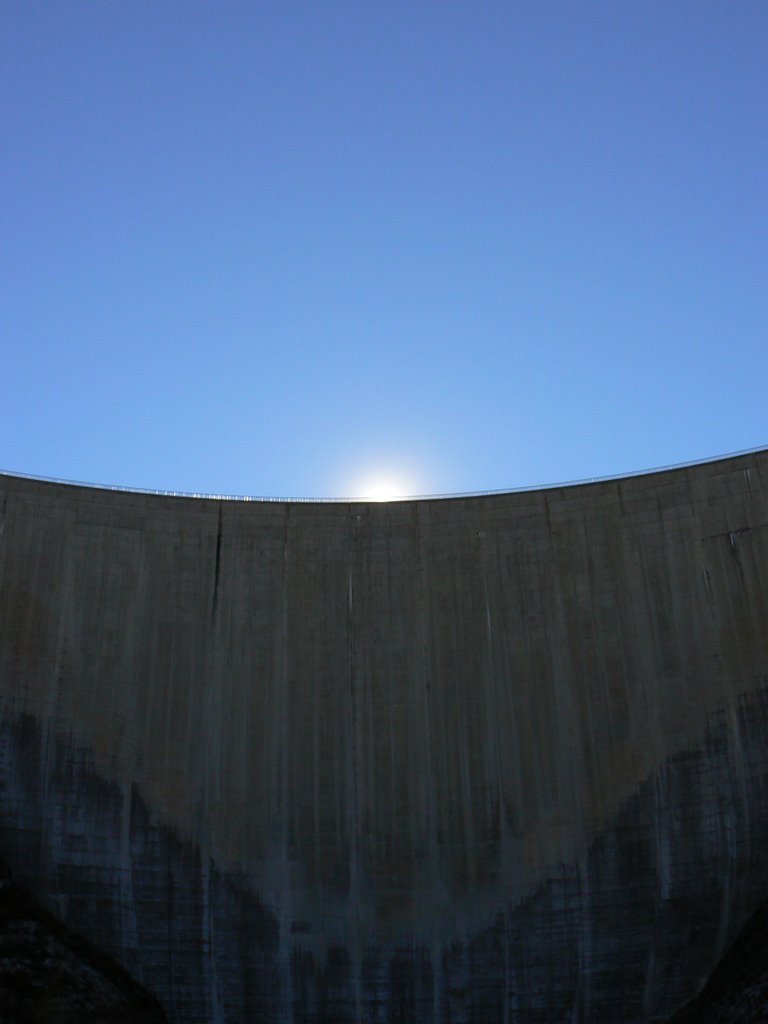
[356,476,411,501]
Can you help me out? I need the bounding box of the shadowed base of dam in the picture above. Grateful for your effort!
[1,679,767,1023]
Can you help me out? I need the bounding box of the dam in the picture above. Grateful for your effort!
[0,448,767,1023]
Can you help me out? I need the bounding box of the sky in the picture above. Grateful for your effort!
[2,2,766,499]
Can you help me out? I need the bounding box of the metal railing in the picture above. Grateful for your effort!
[1,444,766,504]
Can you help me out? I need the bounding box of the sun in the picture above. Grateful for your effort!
[343,457,427,501]
[356,475,411,501]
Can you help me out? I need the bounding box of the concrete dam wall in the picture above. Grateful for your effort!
[0,450,767,1023]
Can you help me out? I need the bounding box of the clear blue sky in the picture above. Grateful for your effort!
[2,2,766,498]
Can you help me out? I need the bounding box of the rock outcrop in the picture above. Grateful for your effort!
[665,896,768,1023]
[0,859,167,1024]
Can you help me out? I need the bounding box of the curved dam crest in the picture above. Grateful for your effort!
[0,450,767,1022]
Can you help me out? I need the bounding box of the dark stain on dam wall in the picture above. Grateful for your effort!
[0,451,767,1022]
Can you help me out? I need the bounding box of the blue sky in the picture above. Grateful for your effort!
[2,2,766,498]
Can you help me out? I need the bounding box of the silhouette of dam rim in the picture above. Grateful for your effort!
[3,442,766,502]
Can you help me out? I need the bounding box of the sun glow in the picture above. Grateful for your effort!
[356,476,411,501]
[342,454,432,502]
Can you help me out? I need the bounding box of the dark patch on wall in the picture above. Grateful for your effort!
[0,684,767,1023]
[0,716,281,1024]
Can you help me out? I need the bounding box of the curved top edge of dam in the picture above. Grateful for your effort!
[1,442,767,506]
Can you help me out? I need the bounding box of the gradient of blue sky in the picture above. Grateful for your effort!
[2,2,766,497]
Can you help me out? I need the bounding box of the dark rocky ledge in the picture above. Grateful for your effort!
[665,895,768,1023]
[0,858,168,1024]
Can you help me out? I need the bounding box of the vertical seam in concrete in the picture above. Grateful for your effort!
[211,503,223,622]
[347,514,362,1021]
[414,502,443,1019]
[277,503,293,1022]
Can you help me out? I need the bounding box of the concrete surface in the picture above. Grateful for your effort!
[0,450,767,1022]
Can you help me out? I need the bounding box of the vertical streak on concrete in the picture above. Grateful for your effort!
[203,858,223,1024]
[479,524,510,1023]
[414,501,443,1019]
[346,516,361,1021]
[119,520,144,983]
[275,505,292,1022]
[42,516,74,898]
[211,504,223,623]
[205,503,223,1024]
